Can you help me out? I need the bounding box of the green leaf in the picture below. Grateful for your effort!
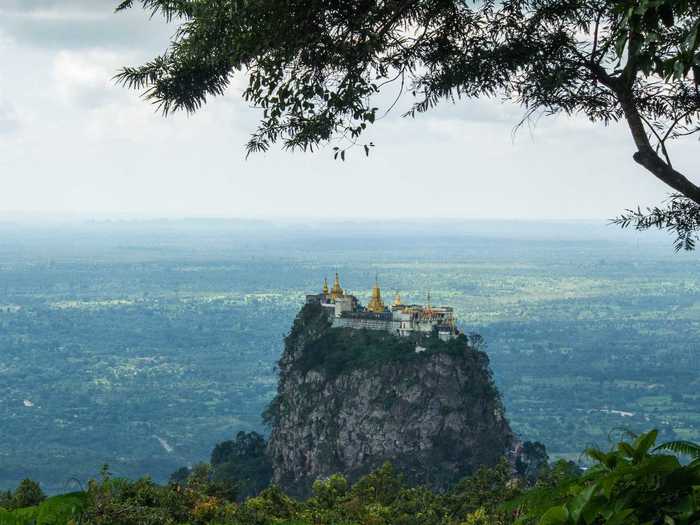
[567,484,596,524]
[619,442,636,459]
[633,429,658,457]
[670,494,696,521]
[655,440,700,458]
[539,505,570,525]
[586,448,608,464]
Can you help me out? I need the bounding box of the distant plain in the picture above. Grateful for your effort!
[0,219,698,493]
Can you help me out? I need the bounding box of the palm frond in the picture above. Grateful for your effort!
[654,440,700,458]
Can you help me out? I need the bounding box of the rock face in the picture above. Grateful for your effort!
[265,303,514,496]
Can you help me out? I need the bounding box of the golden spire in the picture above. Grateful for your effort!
[393,291,402,307]
[322,277,329,296]
[367,275,385,313]
[330,272,344,300]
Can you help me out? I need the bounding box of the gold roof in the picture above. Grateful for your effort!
[330,272,344,300]
[367,276,385,313]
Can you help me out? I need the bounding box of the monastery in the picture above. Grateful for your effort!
[305,274,459,341]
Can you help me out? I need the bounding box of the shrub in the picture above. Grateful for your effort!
[522,430,700,525]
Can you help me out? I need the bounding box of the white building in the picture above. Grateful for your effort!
[306,274,458,341]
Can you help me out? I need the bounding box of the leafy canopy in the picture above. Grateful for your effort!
[209,431,273,501]
[524,429,700,525]
[116,0,700,248]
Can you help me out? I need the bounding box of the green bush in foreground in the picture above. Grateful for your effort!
[3,430,699,525]
[526,430,700,525]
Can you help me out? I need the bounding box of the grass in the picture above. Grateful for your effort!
[0,493,85,525]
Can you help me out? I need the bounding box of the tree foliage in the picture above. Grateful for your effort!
[12,479,46,509]
[116,0,700,248]
[4,430,700,524]
[515,442,550,484]
[524,429,700,525]
[209,431,273,501]
[81,464,238,525]
[0,478,46,511]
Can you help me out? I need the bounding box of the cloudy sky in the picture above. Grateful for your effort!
[0,0,696,220]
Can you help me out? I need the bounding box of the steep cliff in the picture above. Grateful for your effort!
[265,303,514,496]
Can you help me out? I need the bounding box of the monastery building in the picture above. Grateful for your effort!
[305,274,458,341]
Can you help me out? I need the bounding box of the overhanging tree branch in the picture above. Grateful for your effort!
[117,0,700,249]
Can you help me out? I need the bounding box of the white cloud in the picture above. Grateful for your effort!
[1,6,107,22]
[52,49,126,108]
[0,0,173,50]
[0,27,13,48]
[0,94,19,134]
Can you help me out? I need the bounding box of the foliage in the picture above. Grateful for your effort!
[296,326,420,377]
[4,431,700,524]
[613,193,700,251]
[0,491,13,511]
[12,479,45,509]
[286,302,332,344]
[521,429,700,525]
[117,0,700,247]
[0,492,85,525]
[80,464,237,525]
[209,431,273,500]
[505,460,584,523]
[35,493,86,525]
[235,485,299,525]
[0,479,46,511]
[655,438,700,460]
[310,473,348,509]
[446,458,524,524]
[0,506,39,525]
[168,467,191,485]
[288,304,482,379]
[515,442,550,485]
[211,431,266,467]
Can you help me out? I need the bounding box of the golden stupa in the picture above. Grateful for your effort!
[330,273,344,300]
[367,276,385,313]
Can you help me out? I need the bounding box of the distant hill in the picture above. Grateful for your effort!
[265,302,514,496]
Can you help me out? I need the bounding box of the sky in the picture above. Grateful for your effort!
[0,1,697,221]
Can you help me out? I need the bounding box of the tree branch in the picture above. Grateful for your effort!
[631,149,700,204]
[615,88,700,204]
[638,113,673,167]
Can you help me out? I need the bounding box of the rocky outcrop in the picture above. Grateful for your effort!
[265,303,514,496]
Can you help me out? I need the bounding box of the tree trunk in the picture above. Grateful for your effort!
[617,89,700,205]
